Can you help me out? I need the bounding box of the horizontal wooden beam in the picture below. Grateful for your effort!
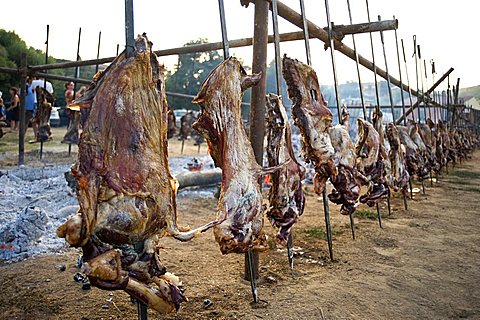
[28,31,308,71]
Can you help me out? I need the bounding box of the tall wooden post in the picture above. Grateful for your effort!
[18,53,27,165]
[245,0,269,282]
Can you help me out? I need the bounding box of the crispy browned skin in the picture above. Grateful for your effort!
[193,57,267,254]
[282,55,335,194]
[56,34,219,314]
[355,117,388,207]
[265,93,305,244]
[328,107,361,215]
[386,123,410,194]
[33,87,53,142]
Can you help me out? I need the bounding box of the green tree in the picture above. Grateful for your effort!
[165,38,222,111]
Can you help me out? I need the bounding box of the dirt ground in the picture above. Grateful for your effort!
[1,142,479,319]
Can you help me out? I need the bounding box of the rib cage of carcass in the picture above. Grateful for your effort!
[57,34,222,315]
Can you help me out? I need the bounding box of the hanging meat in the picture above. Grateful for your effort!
[167,107,177,139]
[282,55,336,195]
[418,120,441,174]
[61,110,81,144]
[396,125,423,179]
[385,123,410,194]
[327,107,361,215]
[407,121,430,179]
[57,34,221,314]
[192,56,268,254]
[33,87,53,142]
[265,93,305,245]
[355,117,388,207]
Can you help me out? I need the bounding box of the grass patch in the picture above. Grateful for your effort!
[445,179,473,186]
[449,170,480,180]
[354,209,389,220]
[302,227,343,239]
[452,186,480,193]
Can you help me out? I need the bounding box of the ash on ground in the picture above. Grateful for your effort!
[0,156,218,262]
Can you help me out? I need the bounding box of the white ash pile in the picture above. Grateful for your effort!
[0,156,219,262]
[0,165,79,262]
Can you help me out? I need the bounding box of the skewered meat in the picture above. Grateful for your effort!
[167,108,177,139]
[328,107,360,215]
[61,110,81,144]
[57,34,220,314]
[407,121,430,179]
[282,55,335,194]
[418,120,440,174]
[192,56,268,254]
[397,125,422,178]
[265,93,305,244]
[385,123,410,194]
[33,87,53,142]
[355,117,388,206]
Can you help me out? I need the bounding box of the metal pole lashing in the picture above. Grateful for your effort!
[272,0,295,271]
[325,0,353,255]
[401,39,415,122]
[378,15,395,124]
[424,59,432,120]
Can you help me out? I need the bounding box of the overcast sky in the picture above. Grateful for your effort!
[1,0,478,91]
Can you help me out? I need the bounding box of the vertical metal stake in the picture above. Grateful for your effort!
[376,203,383,228]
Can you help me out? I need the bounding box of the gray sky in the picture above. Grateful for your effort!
[2,0,478,91]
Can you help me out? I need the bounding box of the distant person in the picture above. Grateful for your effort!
[64,81,74,105]
[24,77,38,136]
[5,87,20,132]
[32,77,54,95]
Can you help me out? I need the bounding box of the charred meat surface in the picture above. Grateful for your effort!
[265,93,305,244]
[57,34,220,314]
[282,55,335,194]
[386,123,410,194]
[355,117,388,206]
[328,107,360,215]
[33,87,53,142]
[193,57,266,254]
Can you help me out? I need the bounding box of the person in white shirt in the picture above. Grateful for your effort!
[31,77,54,94]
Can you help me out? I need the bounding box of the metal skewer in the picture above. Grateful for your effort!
[218,0,258,303]
[40,24,50,160]
[272,0,295,270]
[325,0,352,253]
[365,0,384,226]
[393,17,409,210]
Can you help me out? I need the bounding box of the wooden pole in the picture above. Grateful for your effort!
[18,53,27,165]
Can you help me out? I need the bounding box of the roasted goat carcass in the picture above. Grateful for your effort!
[33,87,53,142]
[355,117,388,207]
[328,107,361,215]
[418,120,441,174]
[385,123,410,194]
[397,125,422,179]
[192,57,269,254]
[407,121,430,179]
[57,34,220,314]
[282,55,336,195]
[62,110,81,144]
[265,93,305,244]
